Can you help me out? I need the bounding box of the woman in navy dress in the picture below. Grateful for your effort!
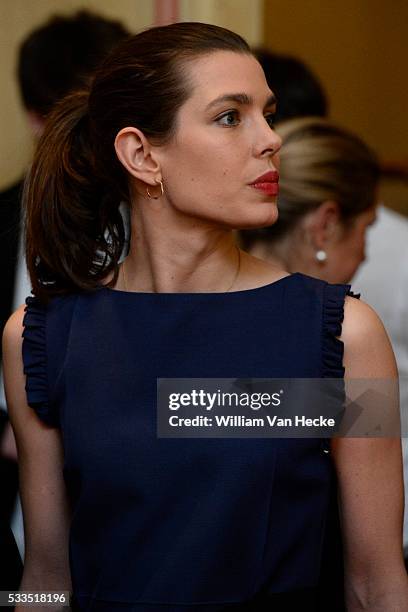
[3,22,407,611]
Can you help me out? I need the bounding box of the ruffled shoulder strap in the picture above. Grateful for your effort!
[22,295,56,426]
[22,293,77,427]
[322,283,360,378]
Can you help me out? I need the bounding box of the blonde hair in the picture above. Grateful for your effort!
[241,117,379,246]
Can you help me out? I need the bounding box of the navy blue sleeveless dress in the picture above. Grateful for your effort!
[22,272,357,611]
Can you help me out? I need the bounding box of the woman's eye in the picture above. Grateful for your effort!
[216,110,240,127]
[265,113,276,129]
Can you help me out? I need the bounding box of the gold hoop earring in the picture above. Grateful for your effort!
[146,179,164,200]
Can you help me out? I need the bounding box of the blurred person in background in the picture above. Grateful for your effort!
[0,9,129,592]
[1,9,129,351]
[254,49,328,124]
[239,116,379,284]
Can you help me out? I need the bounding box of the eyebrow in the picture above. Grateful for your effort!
[205,92,277,111]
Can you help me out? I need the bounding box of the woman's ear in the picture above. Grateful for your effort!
[304,200,342,249]
[114,127,161,188]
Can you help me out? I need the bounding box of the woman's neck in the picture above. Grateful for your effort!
[121,205,242,293]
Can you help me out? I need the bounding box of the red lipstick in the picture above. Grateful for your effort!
[250,170,279,196]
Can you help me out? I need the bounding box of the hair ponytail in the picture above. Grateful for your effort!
[25,89,126,301]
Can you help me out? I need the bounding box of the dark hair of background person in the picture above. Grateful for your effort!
[24,22,251,301]
[254,49,328,123]
[239,117,380,250]
[18,10,129,116]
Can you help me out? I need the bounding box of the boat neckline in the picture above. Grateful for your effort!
[102,271,301,297]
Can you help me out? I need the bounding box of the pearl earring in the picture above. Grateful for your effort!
[315,250,327,262]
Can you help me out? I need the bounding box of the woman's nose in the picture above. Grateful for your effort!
[255,123,282,159]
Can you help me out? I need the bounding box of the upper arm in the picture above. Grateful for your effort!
[2,306,72,591]
[331,297,406,583]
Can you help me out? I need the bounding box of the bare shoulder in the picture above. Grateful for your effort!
[3,304,33,428]
[341,296,397,378]
[2,303,26,358]
[342,295,384,337]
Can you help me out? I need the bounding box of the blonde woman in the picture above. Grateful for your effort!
[240,117,379,284]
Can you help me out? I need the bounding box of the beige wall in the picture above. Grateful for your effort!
[0,0,153,190]
[263,0,408,165]
[180,0,262,46]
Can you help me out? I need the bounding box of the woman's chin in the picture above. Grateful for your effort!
[234,204,279,230]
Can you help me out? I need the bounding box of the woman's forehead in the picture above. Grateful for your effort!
[184,51,272,106]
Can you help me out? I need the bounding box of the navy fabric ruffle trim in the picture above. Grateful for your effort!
[322,284,360,379]
[22,295,59,427]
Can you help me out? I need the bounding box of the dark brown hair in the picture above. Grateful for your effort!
[254,49,328,122]
[25,22,251,300]
[18,10,129,116]
[239,117,379,250]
